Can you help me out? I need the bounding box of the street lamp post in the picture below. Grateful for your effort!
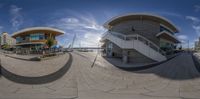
[188,40,190,53]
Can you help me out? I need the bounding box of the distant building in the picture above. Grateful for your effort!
[195,37,200,51]
[11,27,64,54]
[101,13,180,64]
[0,32,16,49]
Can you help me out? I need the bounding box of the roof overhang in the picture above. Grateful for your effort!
[104,13,179,33]
[156,31,180,43]
[12,27,65,38]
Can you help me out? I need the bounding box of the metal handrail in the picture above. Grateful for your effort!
[101,32,108,38]
[110,31,126,39]
[103,31,166,55]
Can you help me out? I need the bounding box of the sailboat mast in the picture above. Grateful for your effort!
[71,33,76,49]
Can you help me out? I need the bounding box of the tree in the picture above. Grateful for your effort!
[2,43,9,50]
[46,37,54,48]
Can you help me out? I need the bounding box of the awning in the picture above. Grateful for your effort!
[156,31,180,43]
[51,45,62,48]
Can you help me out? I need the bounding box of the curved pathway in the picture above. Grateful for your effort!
[1,53,73,84]
[1,53,69,77]
[74,52,200,99]
[0,52,77,99]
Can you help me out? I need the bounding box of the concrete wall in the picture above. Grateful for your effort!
[111,20,160,46]
[127,49,155,63]
[107,42,155,63]
[105,41,122,57]
[112,43,122,57]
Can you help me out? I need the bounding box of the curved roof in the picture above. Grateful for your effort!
[104,13,179,33]
[12,27,65,38]
[156,31,180,43]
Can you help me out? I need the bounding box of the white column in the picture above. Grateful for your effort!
[122,50,128,63]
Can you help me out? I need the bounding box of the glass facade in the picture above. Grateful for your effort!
[16,33,46,43]
[160,38,176,55]
[30,33,45,40]
[14,31,62,54]
[16,37,23,43]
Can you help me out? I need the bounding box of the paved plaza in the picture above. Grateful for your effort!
[1,51,200,99]
[74,52,200,99]
[1,53,69,77]
[0,52,77,99]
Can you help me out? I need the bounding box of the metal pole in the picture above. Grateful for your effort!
[91,42,99,68]
[71,33,76,49]
[188,40,189,53]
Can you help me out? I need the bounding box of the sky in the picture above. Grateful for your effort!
[0,0,200,48]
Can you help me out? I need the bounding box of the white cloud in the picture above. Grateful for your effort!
[186,16,200,36]
[10,5,23,31]
[176,34,188,43]
[186,16,200,24]
[176,36,192,48]
[80,32,101,46]
[59,17,79,24]
[194,38,199,42]
[177,35,188,40]
[194,5,200,12]
[192,25,200,35]
[158,12,183,18]
[48,13,105,47]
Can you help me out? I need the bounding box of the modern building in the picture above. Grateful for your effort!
[12,27,65,54]
[101,13,180,64]
[0,32,16,49]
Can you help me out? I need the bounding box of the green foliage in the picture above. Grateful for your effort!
[46,37,54,48]
[2,43,10,49]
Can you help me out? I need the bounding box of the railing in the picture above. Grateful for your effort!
[102,31,166,56]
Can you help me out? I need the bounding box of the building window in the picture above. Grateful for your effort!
[30,33,45,40]
[39,35,44,40]
[16,37,23,43]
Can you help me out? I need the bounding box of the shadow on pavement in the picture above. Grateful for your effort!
[102,52,200,80]
[192,54,200,73]
[104,54,178,71]
[0,53,73,84]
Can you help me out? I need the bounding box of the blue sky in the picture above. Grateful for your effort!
[0,0,200,48]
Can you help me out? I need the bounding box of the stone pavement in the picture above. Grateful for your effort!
[1,51,200,99]
[0,51,41,60]
[1,53,69,77]
[0,53,77,99]
[74,51,200,99]
[5,54,41,60]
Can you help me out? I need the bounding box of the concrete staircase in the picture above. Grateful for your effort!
[101,31,167,62]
